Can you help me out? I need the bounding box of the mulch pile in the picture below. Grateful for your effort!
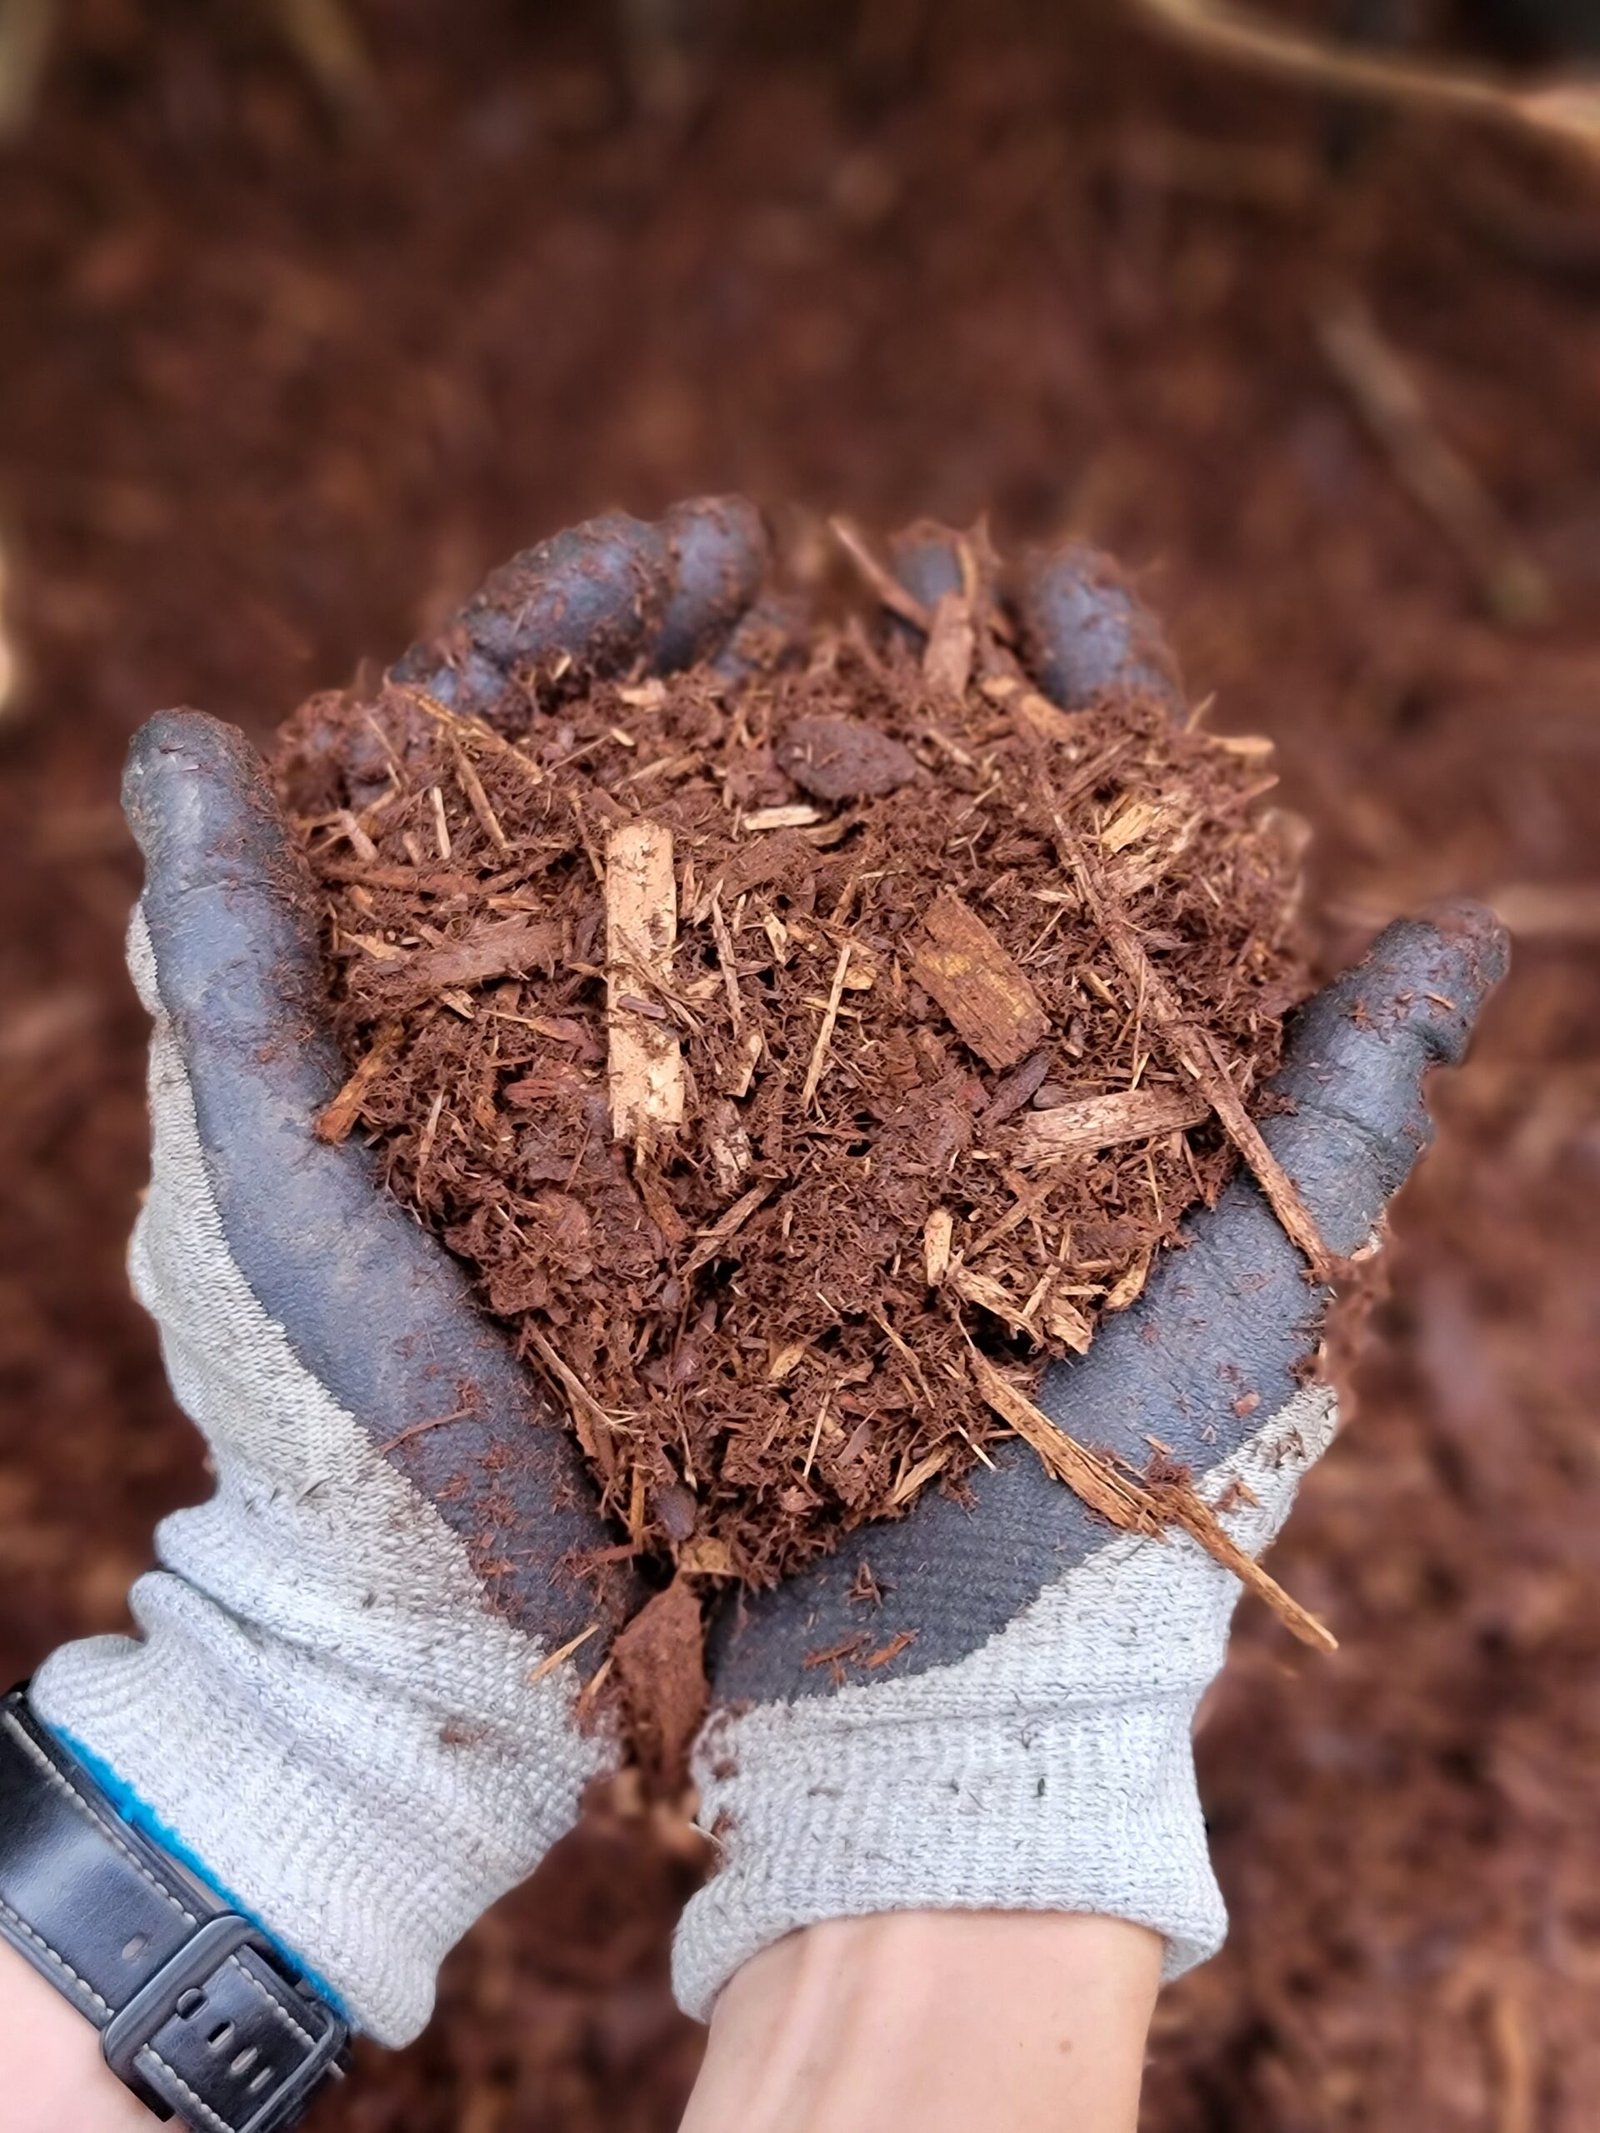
[6,4,1600,2129]
[275,549,1305,1582]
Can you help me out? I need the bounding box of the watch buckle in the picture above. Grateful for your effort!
[102,1912,347,2132]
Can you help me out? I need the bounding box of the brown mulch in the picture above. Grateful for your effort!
[277,564,1304,1585]
[3,4,1599,2129]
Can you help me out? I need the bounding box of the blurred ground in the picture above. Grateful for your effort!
[1,2,1597,2128]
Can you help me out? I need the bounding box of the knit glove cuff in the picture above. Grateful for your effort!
[674,1385,1335,2020]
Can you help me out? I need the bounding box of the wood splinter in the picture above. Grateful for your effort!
[968,1352,1336,1652]
[605,819,685,1149]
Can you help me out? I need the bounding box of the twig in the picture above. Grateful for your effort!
[378,1405,474,1454]
[969,1351,1165,1534]
[528,1622,602,1684]
[449,738,510,854]
[829,516,932,632]
[801,940,853,1111]
[414,1088,446,1187]
[968,1354,1336,1651]
[800,1387,831,1481]
[1318,297,1550,626]
[526,1326,625,1487]
[709,890,744,1032]
[428,784,452,861]
[1155,1472,1337,1652]
[1128,0,1600,156]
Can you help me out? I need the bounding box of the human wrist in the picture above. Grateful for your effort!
[680,1910,1161,2133]
[0,1940,158,2133]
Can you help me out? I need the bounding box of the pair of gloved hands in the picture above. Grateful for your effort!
[30,498,1505,2048]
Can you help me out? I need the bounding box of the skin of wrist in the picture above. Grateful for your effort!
[0,1938,159,2133]
[679,1909,1163,2133]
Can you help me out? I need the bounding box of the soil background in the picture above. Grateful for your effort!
[2,3,1597,2128]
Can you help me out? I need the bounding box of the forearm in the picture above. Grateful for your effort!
[680,1911,1161,2133]
[0,1941,157,2133]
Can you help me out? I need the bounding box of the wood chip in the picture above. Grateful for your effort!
[1041,1290,1095,1351]
[1013,1085,1210,1166]
[1013,689,1081,745]
[923,1207,954,1284]
[680,1182,772,1278]
[909,891,1051,1071]
[677,1536,737,1576]
[800,941,853,1111]
[369,917,559,1005]
[1104,1245,1154,1312]
[605,820,685,1148]
[314,1021,402,1144]
[742,802,827,832]
[889,1443,953,1506]
[922,589,976,699]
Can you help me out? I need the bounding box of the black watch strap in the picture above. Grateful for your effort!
[0,1689,348,2131]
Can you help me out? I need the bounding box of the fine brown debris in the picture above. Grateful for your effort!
[276,559,1308,1588]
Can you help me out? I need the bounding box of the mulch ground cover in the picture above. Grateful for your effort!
[277,546,1305,1591]
[3,4,1598,2127]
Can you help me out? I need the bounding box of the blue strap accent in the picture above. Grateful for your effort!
[45,1722,353,2027]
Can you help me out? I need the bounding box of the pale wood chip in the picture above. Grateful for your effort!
[528,1623,601,1682]
[1013,1086,1210,1167]
[605,820,685,1148]
[889,1443,953,1507]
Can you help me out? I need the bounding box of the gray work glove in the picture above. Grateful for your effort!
[30,499,768,2045]
[671,532,1509,2018]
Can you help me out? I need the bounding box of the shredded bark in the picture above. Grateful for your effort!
[274,570,1308,1585]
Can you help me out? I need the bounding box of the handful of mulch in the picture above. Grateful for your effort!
[274,531,1313,1593]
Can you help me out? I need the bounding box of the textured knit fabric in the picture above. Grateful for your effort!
[672,1383,1336,2020]
[32,911,611,2046]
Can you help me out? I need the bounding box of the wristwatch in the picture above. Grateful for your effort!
[0,1688,348,2130]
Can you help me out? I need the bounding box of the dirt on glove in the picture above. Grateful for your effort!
[273,542,1308,1586]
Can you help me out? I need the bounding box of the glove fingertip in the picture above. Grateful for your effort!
[124,710,302,900]
[124,709,326,1049]
[1007,541,1183,715]
[656,495,769,671]
[887,520,965,612]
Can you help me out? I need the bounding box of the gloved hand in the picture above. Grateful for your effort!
[671,531,1509,2018]
[28,498,768,2047]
